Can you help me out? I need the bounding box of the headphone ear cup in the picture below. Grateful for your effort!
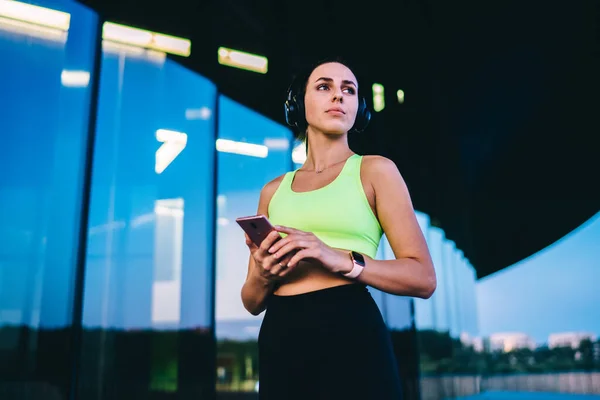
[362,101,371,130]
[352,96,371,133]
[285,73,308,131]
[284,88,301,128]
[284,98,296,127]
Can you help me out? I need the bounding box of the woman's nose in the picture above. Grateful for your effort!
[332,90,343,102]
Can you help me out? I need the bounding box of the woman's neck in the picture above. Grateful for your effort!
[303,131,354,173]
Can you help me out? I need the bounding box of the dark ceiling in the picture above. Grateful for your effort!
[78,0,600,278]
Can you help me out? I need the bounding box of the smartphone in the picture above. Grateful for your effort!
[236,215,279,246]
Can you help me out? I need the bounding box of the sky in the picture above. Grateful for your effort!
[476,211,600,344]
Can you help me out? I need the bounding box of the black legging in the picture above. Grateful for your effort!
[258,283,403,399]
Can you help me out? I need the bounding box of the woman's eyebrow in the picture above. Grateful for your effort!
[315,77,357,87]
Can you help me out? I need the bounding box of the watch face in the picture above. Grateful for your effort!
[352,251,365,267]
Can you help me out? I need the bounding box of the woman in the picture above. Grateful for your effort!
[241,57,437,399]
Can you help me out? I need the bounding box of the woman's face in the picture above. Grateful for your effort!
[303,62,359,135]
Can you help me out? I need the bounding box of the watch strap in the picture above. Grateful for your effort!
[342,251,365,279]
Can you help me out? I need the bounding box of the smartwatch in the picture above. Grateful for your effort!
[342,251,365,279]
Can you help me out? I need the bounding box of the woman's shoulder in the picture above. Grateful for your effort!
[360,155,401,176]
[257,172,289,213]
[262,172,288,195]
[360,155,407,192]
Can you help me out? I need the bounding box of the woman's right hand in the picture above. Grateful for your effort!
[245,231,294,281]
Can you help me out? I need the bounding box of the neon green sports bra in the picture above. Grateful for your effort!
[268,154,383,259]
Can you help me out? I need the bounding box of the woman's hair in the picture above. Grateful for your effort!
[286,56,361,142]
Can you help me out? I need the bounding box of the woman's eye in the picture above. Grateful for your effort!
[317,84,355,94]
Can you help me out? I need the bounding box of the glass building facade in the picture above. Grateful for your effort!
[0,1,424,398]
[413,212,481,400]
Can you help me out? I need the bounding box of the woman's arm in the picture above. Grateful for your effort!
[349,155,436,298]
[241,175,286,315]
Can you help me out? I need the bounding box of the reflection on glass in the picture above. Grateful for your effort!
[155,129,188,174]
[428,226,448,331]
[216,138,268,158]
[0,0,97,397]
[151,198,184,326]
[102,21,191,57]
[217,46,268,74]
[102,39,166,62]
[61,69,90,87]
[414,211,434,330]
[369,238,388,319]
[292,140,306,166]
[415,215,481,400]
[0,0,71,32]
[443,239,459,338]
[0,14,67,42]
[376,234,420,400]
[215,95,292,393]
[78,45,216,398]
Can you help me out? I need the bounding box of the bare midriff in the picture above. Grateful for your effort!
[272,260,354,296]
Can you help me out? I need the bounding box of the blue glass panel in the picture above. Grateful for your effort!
[414,211,435,330]
[215,95,292,392]
[0,0,98,396]
[79,46,216,397]
[370,237,388,321]
[379,238,413,331]
[428,227,447,332]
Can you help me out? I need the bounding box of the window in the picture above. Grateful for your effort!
[215,95,292,393]
[79,47,217,398]
[0,0,98,397]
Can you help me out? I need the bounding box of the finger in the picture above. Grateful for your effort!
[276,255,295,277]
[270,255,294,276]
[267,234,295,254]
[262,256,282,275]
[268,260,286,275]
[274,225,304,235]
[260,258,273,272]
[254,245,276,265]
[258,230,282,253]
[272,240,311,260]
[245,233,258,249]
[287,248,314,268]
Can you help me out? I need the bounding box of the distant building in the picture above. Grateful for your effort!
[548,332,597,349]
[489,332,536,352]
[472,336,485,352]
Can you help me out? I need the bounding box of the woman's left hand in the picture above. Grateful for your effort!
[267,225,352,274]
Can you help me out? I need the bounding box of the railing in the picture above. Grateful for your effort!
[420,372,600,400]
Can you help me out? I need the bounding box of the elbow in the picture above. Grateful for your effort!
[241,292,265,316]
[247,305,264,316]
[242,300,263,316]
[420,277,437,299]
[247,308,261,316]
[417,265,437,299]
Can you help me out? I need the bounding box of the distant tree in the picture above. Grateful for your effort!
[417,329,454,361]
[578,338,594,371]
